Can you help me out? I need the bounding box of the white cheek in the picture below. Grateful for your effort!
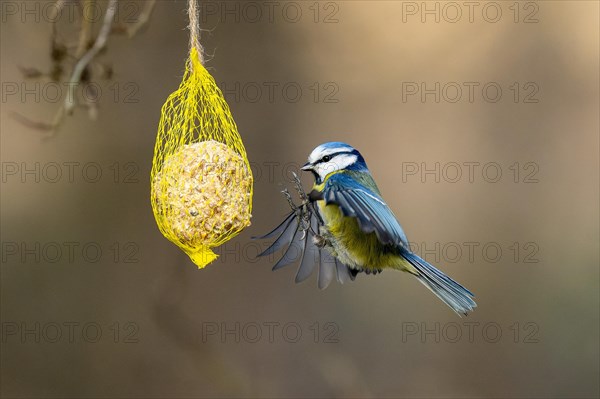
[315,162,338,178]
[314,154,357,179]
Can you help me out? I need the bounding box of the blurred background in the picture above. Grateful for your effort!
[1,1,598,397]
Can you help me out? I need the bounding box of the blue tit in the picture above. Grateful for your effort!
[255,142,476,316]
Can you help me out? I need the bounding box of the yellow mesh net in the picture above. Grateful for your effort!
[151,47,253,268]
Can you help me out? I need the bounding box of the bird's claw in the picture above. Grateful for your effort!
[281,173,315,241]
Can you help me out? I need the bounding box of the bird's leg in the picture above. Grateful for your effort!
[290,172,306,201]
[293,173,318,241]
[312,234,327,248]
[281,187,298,212]
[280,179,311,240]
[290,172,330,243]
[298,202,312,240]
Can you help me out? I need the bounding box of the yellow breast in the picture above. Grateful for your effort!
[316,199,407,271]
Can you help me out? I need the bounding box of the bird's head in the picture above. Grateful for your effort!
[301,142,368,184]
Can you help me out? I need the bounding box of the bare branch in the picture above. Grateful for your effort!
[75,0,94,58]
[11,107,65,139]
[127,0,156,38]
[64,0,118,114]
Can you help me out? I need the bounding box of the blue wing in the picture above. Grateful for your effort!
[322,173,409,248]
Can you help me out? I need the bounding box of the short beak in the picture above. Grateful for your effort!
[301,162,312,171]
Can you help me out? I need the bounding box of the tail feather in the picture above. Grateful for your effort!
[403,252,476,316]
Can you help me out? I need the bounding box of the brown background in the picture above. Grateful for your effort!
[1,1,598,397]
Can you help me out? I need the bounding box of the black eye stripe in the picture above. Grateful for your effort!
[316,151,353,165]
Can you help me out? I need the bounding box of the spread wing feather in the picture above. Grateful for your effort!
[255,211,297,258]
[295,213,319,283]
[319,246,353,286]
[254,202,353,288]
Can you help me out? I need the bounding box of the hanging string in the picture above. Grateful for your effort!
[188,0,204,65]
